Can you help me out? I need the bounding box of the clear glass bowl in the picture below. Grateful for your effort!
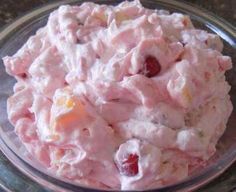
[0,0,235,191]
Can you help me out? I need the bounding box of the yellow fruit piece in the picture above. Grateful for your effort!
[94,12,107,22]
[56,96,75,109]
[66,98,75,108]
[115,11,129,23]
[182,87,192,103]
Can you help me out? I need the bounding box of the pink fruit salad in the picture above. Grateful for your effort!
[3,0,233,190]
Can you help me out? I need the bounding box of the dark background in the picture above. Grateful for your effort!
[0,0,235,192]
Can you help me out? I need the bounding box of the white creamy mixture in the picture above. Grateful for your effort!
[3,0,233,190]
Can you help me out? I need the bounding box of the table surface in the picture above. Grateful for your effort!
[0,0,235,192]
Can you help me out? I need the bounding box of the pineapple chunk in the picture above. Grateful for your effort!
[115,11,130,24]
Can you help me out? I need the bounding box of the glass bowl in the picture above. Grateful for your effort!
[0,0,235,191]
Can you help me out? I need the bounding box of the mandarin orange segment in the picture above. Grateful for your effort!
[52,96,88,132]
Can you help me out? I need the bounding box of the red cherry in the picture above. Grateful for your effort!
[142,56,161,77]
[118,154,139,176]
[19,73,27,79]
[182,19,188,27]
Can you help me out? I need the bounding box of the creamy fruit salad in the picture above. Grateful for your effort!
[3,0,233,190]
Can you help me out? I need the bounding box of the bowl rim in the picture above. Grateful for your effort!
[0,0,235,191]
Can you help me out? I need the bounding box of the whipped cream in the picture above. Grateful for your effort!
[3,0,233,190]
